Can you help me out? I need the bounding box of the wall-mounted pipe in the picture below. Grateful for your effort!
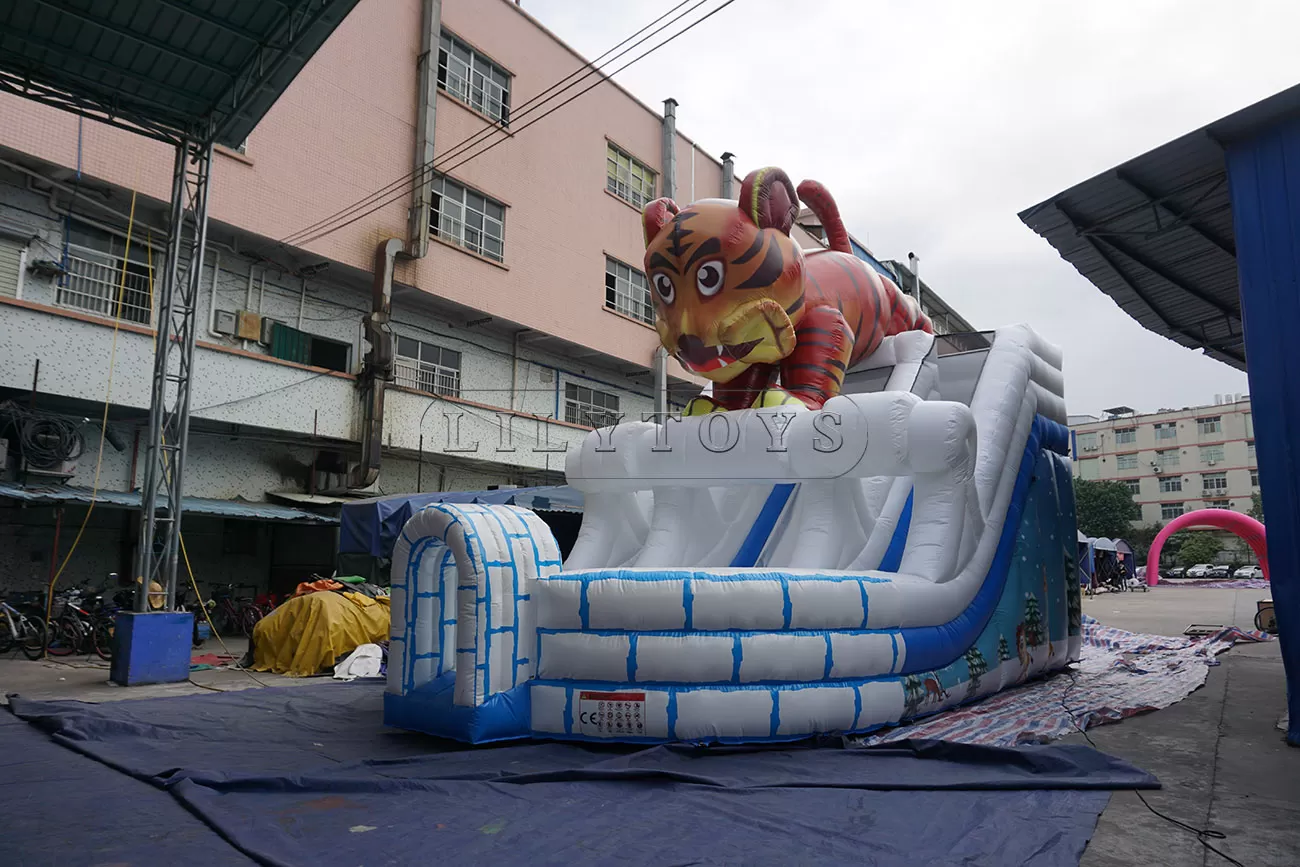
[721,152,735,199]
[205,249,223,337]
[408,0,443,258]
[661,98,678,200]
[350,237,403,490]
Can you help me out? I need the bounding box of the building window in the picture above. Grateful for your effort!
[1156,448,1180,469]
[1197,416,1222,436]
[267,322,351,372]
[1116,453,1138,470]
[1202,471,1228,494]
[1154,422,1177,441]
[1075,431,1098,452]
[1245,412,1253,437]
[1158,476,1182,494]
[565,383,621,427]
[437,32,510,123]
[1077,458,1100,480]
[1114,427,1136,445]
[1247,440,1255,462]
[1199,444,1225,464]
[395,336,462,397]
[59,222,154,324]
[1207,499,1231,510]
[1160,502,1184,521]
[605,256,653,324]
[1251,469,1260,488]
[607,142,657,209]
[1123,479,1141,494]
[430,175,505,262]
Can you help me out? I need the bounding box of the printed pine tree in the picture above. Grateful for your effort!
[997,634,1012,663]
[964,647,989,697]
[902,674,925,717]
[1024,592,1045,647]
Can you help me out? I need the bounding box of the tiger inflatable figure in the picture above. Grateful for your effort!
[642,166,932,414]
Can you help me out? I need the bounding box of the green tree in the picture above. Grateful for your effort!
[1249,491,1265,523]
[1175,531,1223,568]
[1125,522,1164,563]
[997,635,1012,663]
[1074,479,1142,540]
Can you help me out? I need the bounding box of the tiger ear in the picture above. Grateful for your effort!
[642,198,679,247]
[738,167,799,235]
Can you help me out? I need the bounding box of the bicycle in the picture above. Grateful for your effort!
[0,596,47,660]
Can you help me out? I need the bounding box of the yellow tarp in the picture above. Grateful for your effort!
[252,591,390,677]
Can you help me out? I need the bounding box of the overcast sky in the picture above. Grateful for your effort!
[524,0,1298,416]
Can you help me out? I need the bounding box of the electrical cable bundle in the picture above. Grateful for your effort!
[0,401,85,469]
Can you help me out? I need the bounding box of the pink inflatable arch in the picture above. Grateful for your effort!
[1145,508,1268,586]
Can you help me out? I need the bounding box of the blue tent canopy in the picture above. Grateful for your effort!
[339,485,583,558]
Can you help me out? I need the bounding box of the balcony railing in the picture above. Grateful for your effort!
[394,357,461,398]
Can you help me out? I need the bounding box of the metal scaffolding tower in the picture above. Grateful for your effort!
[133,137,214,611]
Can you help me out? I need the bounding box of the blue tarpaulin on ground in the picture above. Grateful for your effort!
[2,682,1156,866]
[339,485,584,558]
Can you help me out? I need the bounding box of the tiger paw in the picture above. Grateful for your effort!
[683,396,727,416]
[751,388,805,409]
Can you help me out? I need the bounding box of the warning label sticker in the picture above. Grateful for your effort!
[578,691,646,737]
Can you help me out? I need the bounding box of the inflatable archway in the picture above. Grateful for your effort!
[1145,508,1269,586]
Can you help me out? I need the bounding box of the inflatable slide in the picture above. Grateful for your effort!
[385,167,1079,743]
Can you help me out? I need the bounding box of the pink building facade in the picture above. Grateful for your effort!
[0,0,759,592]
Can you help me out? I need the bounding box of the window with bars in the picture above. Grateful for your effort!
[395,336,462,397]
[1207,499,1231,510]
[1159,476,1182,493]
[1199,444,1225,464]
[1245,412,1253,437]
[1116,453,1138,470]
[1075,431,1098,452]
[430,175,505,262]
[564,382,621,428]
[1123,479,1141,494]
[607,142,656,208]
[1161,502,1184,521]
[1202,471,1227,494]
[1247,440,1255,462]
[1077,458,1099,480]
[1196,415,1222,436]
[1114,427,1136,444]
[59,222,155,323]
[1251,469,1260,488]
[605,256,652,324]
[437,32,510,123]
[1156,448,1180,469]
[1154,422,1177,441]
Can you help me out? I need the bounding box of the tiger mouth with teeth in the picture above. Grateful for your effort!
[675,335,762,374]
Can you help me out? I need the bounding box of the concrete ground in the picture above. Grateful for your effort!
[1076,585,1299,867]
[2,586,1297,866]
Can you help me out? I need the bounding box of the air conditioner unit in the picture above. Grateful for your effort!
[1208,460,1217,466]
[21,458,76,483]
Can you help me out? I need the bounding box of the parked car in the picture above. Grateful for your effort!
[1234,565,1264,579]
[1208,565,1231,579]
[1185,564,1215,578]
[1163,567,1186,579]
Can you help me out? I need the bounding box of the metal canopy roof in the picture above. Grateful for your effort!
[0,481,339,523]
[0,0,361,147]
[1019,83,1300,371]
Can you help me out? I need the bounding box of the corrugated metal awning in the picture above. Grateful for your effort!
[0,0,362,147]
[1018,83,1300,371]
[0,482,338,524]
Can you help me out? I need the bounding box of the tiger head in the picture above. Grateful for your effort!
[641,167,806,383]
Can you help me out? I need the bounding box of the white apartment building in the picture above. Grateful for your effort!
[1070,396,1257,527]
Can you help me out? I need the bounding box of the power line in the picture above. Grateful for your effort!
[285,0,739,248]
[280,0,698,246]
